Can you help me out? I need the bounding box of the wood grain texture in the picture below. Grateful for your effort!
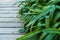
[0,14,19,18]
[0,11,18,14]
[0,23,24,28]
[0,8,19,11]
[0,18,22,22]
[0,1,24,40]
[0,28,23,34]
[0,3,24,8]
[0,5,18,7]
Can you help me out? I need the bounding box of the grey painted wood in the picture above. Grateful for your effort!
[0,23,24,28]
[0,28,23,34]
[0,14,19,18]
[0,7,19,8]
[0,3,24,8]
[0,11,18,14]
[0,5,18,7]
[0,6,18,8]
[0,1,24,40]
[0,35,23,40]
[0,18,22,22]
[0,8,19,11]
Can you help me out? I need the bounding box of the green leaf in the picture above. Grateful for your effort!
[42,28,60,34]
[45,16,50,28]
[29,8,42,13]
[49,6,55,24]
[37,22,45,27]
[54,12,60,23]
[26,5,56,27]
[30,0,36,2]
[39,32,48,40]
[18,28,25,33]
[17,30,41,40]
[47,0,60,5]
[44,33,56,40]
[56,5,60,10]
[53,22,60,28]
[23,12,37,15]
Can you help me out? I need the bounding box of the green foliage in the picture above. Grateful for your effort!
[16,0,60,40]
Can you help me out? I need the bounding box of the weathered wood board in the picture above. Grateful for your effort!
[0,35,23,40]
[0,1,24,40]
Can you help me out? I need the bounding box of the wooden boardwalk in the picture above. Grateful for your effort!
[0,2,23,40]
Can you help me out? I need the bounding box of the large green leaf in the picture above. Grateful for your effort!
[26,5,56,27]
[17,30,41,40]
[54,12,60,23]
[56,5,60,10]
[39,32,48,40]
[45,16,50,28]
[44,33,56,40]
[47,0,60,5]
[53,22,60,28]
[42,28,60,34]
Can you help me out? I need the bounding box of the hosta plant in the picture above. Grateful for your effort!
[16,0,60,40]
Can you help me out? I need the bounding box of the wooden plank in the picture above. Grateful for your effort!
[0,35,23,40]
[0,3,24,8]
[0,6,19,8]
[0,0,25,4]
[0,5,18,7]
[0,23,24,28]
[0,14,20,18]
[0,18,22,22]
[0,7,19,10]
[0,8,19,11]
[0,28,23,34]
[0,3,14,4]
[0,11,18,14]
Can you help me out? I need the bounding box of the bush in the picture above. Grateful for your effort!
[17,0,60,40]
